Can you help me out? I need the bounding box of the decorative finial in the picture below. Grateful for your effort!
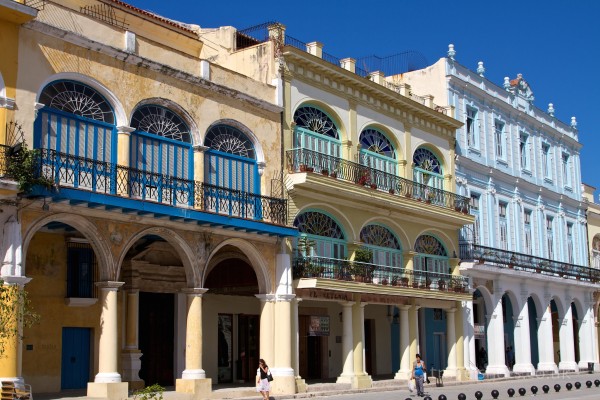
[571,116,577,129]
[448,44,456,60]
[547,103,555,117]
[503,77,511,90]
[477,61,485,77]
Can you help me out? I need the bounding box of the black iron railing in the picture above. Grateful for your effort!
[2,148,288,225]
[459,242,600,282]
[293,256,469,292]
[286,148,470,213]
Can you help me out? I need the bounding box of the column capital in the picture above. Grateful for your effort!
[399,305,411,311]
[276,293,296,302]
[181,287,208,296]
[446,307,457,314]
[117,126,135,135]
[95,281,125,290]
[339,301,354,307]
[1,276,31,286]
[256,294,277,302]
[193,145,210,153]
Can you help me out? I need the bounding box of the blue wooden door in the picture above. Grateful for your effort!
[61,327,91,389]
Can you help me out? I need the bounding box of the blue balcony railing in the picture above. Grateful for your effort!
[293,256,469,292]
[286,148,470,214]
[2,148,288,226]
[459,242,600,282]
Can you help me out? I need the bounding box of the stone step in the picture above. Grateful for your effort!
[306,382,350,392]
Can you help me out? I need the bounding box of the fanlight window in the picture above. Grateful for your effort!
[293,106,338,138]
[130,105,190,142]
[294,211,345,259]
[415,235,447,256]
[360,129,395,158]
[360,224,402,268]
[205,125,255,159]
[593,236,600,268]
[413,148,442,174]
[39,80,114,124]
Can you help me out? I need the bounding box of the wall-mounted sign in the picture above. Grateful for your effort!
[308,315,330,336]
[474,324,485,339]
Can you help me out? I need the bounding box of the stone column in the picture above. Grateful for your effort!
[463,300,478,379]
[116,126,134,196]
[1,215,22,277]
[409,305,420,363]
[537,304,558,373]
[193,145,209,209]
[272,294,295,395]
[121,289,144,389]
[579,301,597,369]
[485,295,510,376]
[395,305,411,379]
[175,288,211,397]
[559,304,579,371]
[88,282,128,399]
[454,303,466,380]
[256,294,276,368]
[292,298,307,392]
[445,308,458,377]
[351,300,371,389]
[512,297,535,375]
[337,302,354,383]
[0,276,30,384]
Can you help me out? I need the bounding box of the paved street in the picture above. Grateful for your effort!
[305,372,600,400]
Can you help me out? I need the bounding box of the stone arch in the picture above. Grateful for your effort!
[473,284,494,315]
[571,297,585,323]
[203,238,270,294]
[360,216,410,252]
[292,99,346,141]
[295,203,355,242]
[22,213,114,280]
[527,292,545,319]
[36,72,127,127]
[551,295,567,319]
[115,227,197,287]
[502,289,523,315]
[130,97,201,146]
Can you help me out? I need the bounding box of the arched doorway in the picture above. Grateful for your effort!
[204,246,261,385]
[527,297,539,369]
[501,294,515,370]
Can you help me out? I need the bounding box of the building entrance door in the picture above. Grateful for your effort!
[61,327,91,389]
[237,314,259,383]
[139,292,174,386]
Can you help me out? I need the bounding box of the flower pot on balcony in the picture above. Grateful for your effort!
[389,188,395,195]
[405,192,412,198]
[382,278,389,286]
[400,277,409,287]
[425,199,431,204]
[370,183,377,190]
[412,281,419,288]
[330,172,338,179]
[321,169,329,176]
[306,167,314,172]
[299,164,307,172]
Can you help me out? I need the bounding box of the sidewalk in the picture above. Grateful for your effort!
[35,370,600,400]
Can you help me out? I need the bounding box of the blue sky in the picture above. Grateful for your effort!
[128,0,600,195]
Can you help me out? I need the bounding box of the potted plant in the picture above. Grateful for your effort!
[382,277,389,285]
[351,247,373,282]
[400,277,409,287]
[306,166,314,172]
[321,169,329,176]
[297,236,316,277]
[391,276,399,286]
[389,188,395,195]
[438,279,446,291]
[299,164,308,172]
[330,170,338,179]
[370,183,377,189]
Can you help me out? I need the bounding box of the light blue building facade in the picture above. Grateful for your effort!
[401,46,599,377]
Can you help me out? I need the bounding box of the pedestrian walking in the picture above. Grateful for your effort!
[256,358,272,400]
[411,353,427,397]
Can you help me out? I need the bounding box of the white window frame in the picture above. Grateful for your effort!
[524,209,532,255]
[494,120,505,160]
[566,223,574,263]
[520,132,530,171]
[542,143,552,181]
[546,216,554,259]
[498,201,508,250]
[562,152,571,188]
[466,107,479,149]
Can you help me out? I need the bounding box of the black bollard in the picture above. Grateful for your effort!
[518,388,526,396]
[587,381,593,388]
[475,390,483,400]
[554,383,561,392]
[491,389,499,399]
[438,395,447,400]
[458,394,466,400]
[575,382,581,389]
[531,385,538,395]
[595,379,600,387]
[542,385,549,393]
[507,388,515,397]
[566,382,573,391]
[424,397,432,400]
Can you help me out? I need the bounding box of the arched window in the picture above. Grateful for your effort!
[294,211,345,259]
[414,234,449,275]
[593,235,600,268]
[359,128,397,179]
[129,105,193,204]
[292,106,341,172]
[35,80,117,190]
[413,148,444,190]
[204,124,258,193]
[360,224,402,268]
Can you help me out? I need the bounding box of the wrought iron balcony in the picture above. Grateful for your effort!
[286,148,470,213]
[293,256,469,293]
[2,148,288,227]
[459,242,600,282]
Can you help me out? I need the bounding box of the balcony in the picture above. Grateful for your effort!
[1,147,294,236]
[286,148,470,214]
[459,242,600,282]
[293,256,469,295]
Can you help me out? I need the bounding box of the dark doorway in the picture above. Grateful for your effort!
[299,315,323,379]
[364,319,375,375]
[139,292,174,386]
[237,314,259,383]
[61,327,91,389]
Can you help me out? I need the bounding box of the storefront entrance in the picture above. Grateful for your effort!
[236,314,260,382]
[139,292,174,386]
